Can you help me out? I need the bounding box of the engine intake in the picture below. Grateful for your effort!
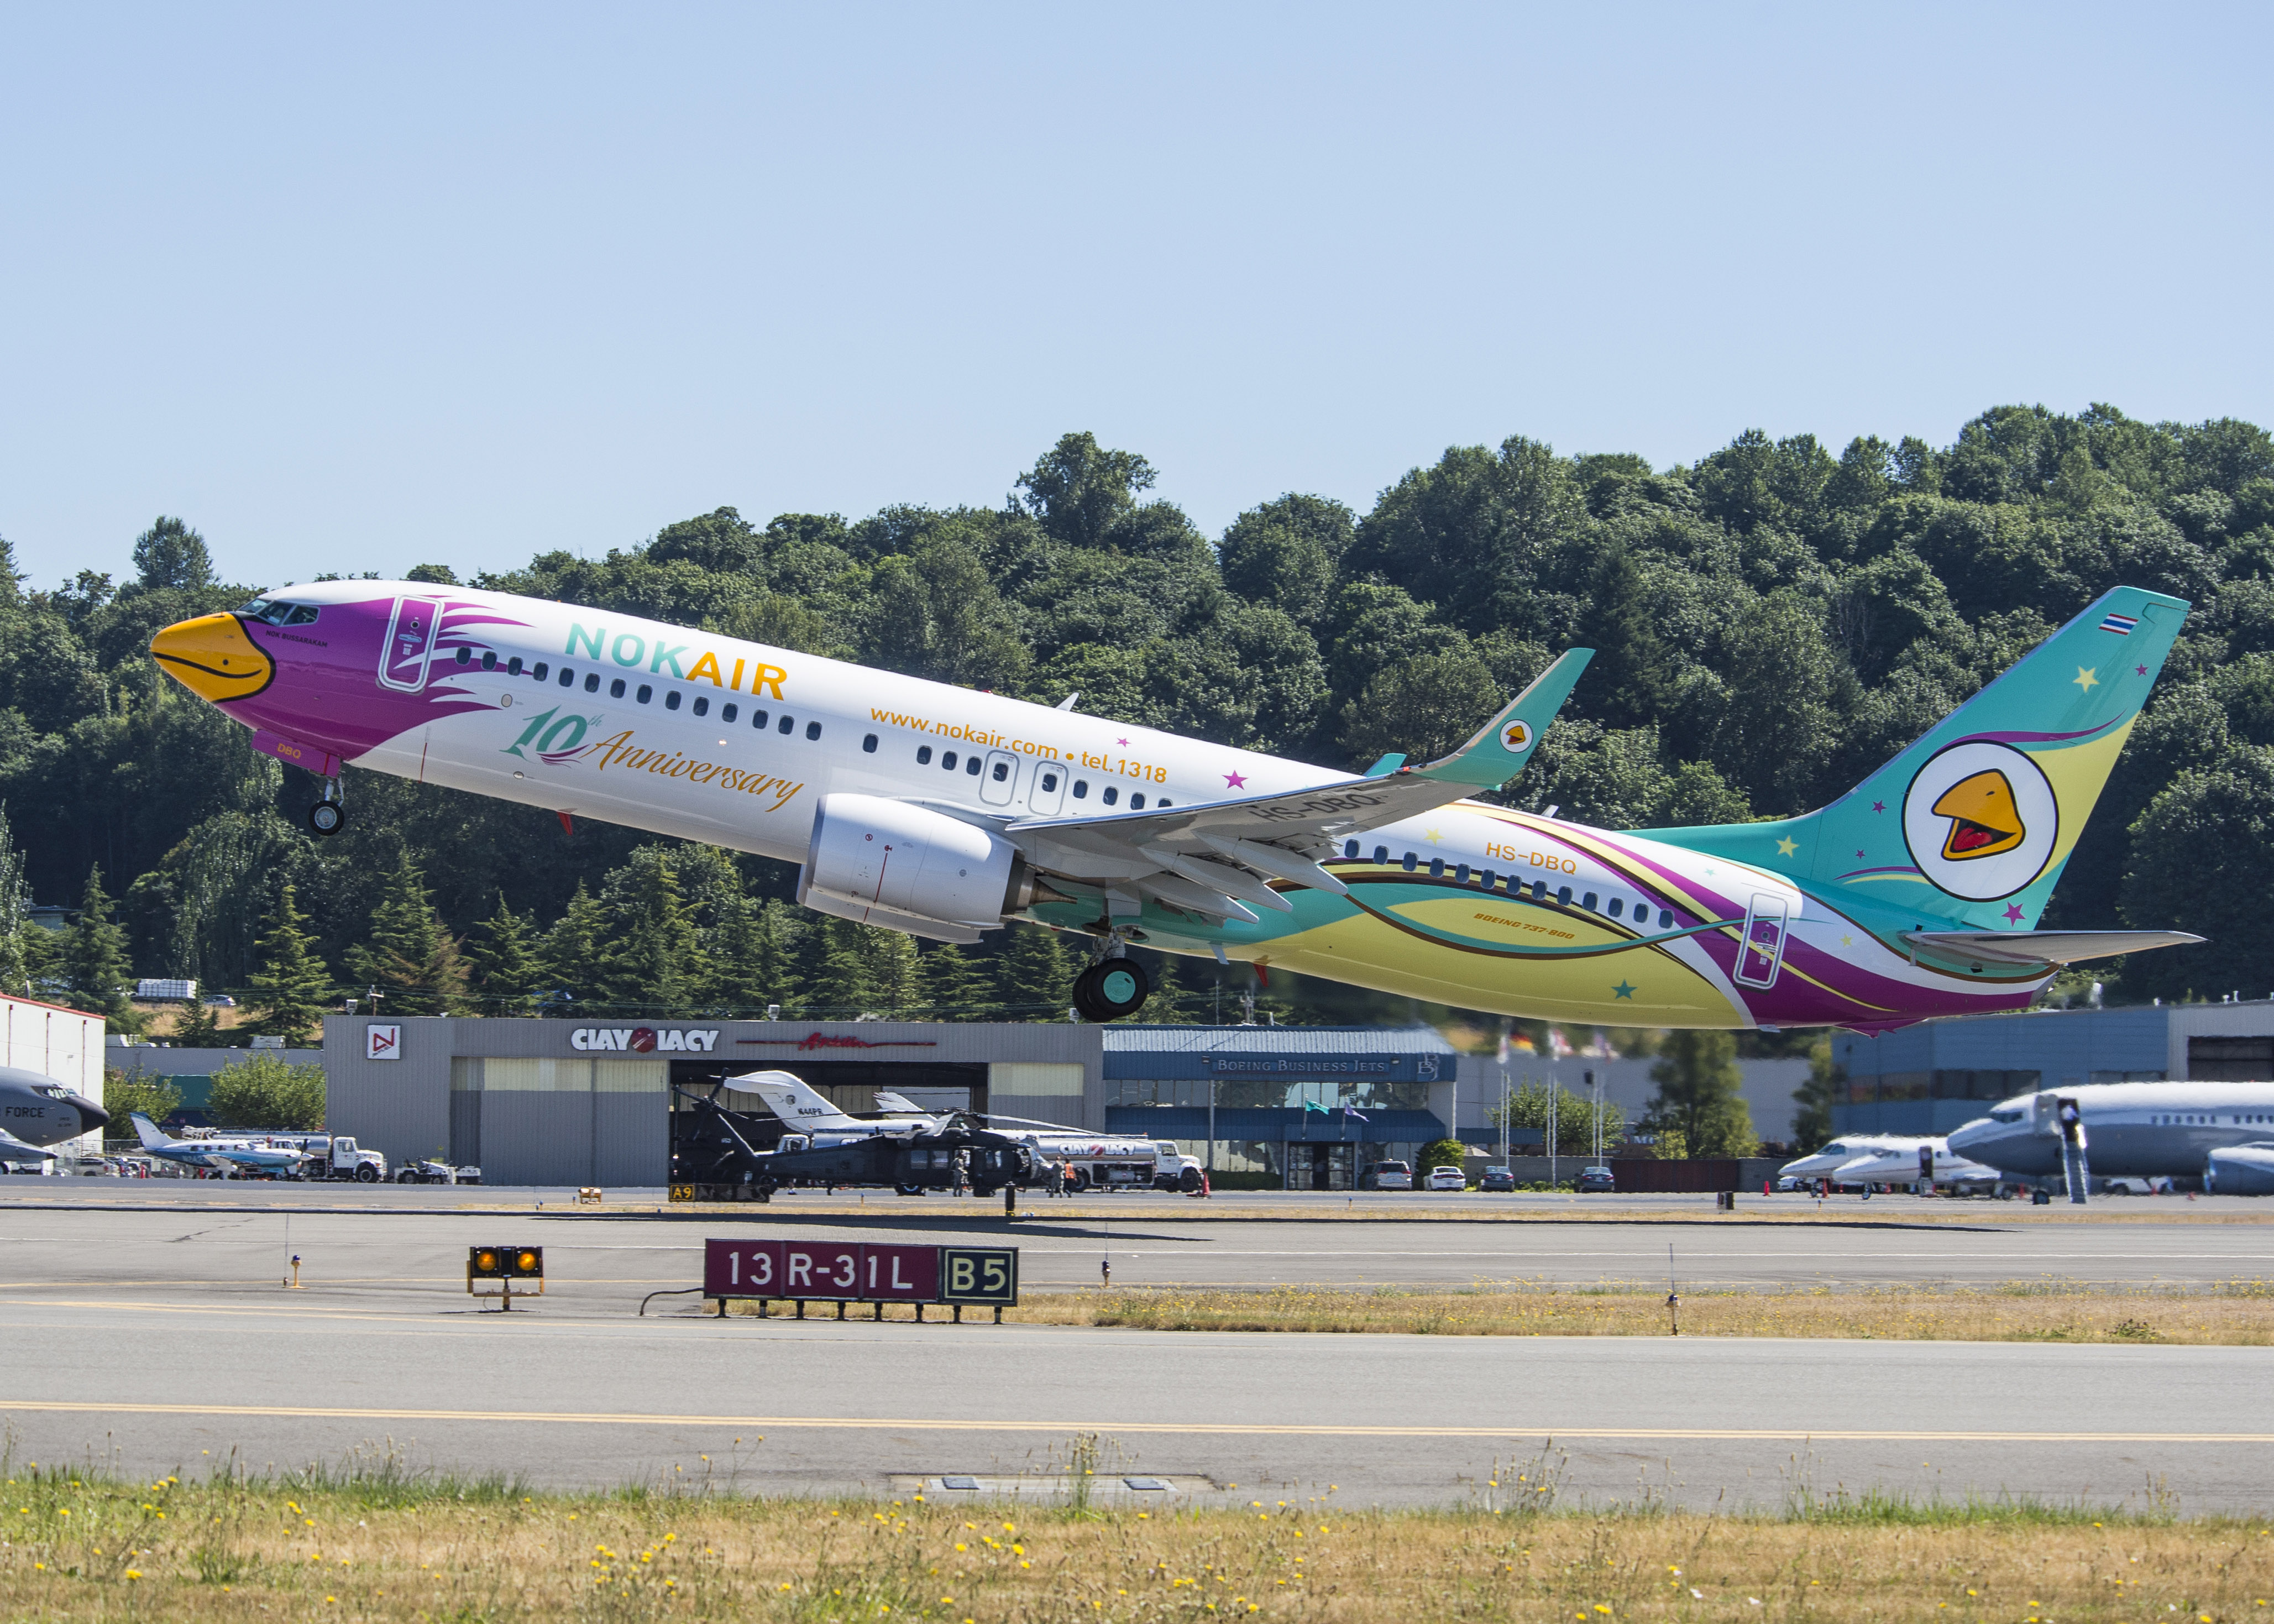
[798,794,1024,942]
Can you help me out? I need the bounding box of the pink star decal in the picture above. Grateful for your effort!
[1871,800,1885,813]
[2135,665,2147,677]
[1224,771,1247,789]
[2003,904,2025,924]
[1856,849,1865,859]
[1118,737,1129,746]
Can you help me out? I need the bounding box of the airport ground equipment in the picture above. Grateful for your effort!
[669,1090,1033,1201]
[702,1238,1018,1322]
[467,1244,544,1311]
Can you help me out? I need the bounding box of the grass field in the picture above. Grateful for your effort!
[968,1280,2274,1344]
[0,1447,2265,1623]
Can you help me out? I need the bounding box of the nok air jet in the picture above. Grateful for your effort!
[151,580,2199,1030]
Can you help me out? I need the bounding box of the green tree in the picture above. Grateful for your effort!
[1489,1078,1625,1150]
[1416,1136,1466,1174]
[463,896,543,1017]
[2119,747,2274,1001]
[1140,954,1198,1024]
[866,928,923,1015]
[206,1053,326,1130]
[995,923,1075,1019]
[1791,1039,1843,1150]
[0,803,32,996]
[60,866,137,1028]
[539,882,611,1011]
[605,853,708,1016]
[919,942,994,1020]
[1017,432,1156,548]
[1645,1031,1757,1157]
[165,996,232,1048]
[1338,647,1503,768]
[103,1071,182,1134]
[243,883,333,1044]
[130,515,214,592]
[805,918,878,1015]
[343,852,468,1017]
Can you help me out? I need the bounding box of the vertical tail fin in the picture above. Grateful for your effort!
[128,1112,170,1149]
[1651,586,2189,929]
[725,1070,863,1130]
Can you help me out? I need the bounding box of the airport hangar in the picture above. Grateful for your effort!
[324,1015,1502,1188]
[1832,999,2274,1136]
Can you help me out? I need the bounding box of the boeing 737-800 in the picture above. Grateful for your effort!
[150,579,2200,1029]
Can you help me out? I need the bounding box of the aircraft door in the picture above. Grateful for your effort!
[378,596,442,692]
[978,750,1018,807]
[1028,759,1067,816]
[1732,892,1789,989]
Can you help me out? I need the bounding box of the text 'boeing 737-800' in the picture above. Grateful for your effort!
[150,579,2204,1030]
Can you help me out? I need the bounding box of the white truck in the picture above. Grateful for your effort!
[260,1133,389,1182]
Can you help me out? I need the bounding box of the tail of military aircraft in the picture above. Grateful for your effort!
[1648,585,2191,931]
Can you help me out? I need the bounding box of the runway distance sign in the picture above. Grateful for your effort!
[703,1239,1015,1308]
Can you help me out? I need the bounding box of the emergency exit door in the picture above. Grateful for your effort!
[1733,892,1789,989]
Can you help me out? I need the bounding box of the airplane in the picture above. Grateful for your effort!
[1948,1083,2274,1191]
[127,1113,313,1177]
[716,1071,941,1145]
[1777,1133,1935,1183]
[0,1066,109,1169]
[149,578,2204,1030]
[1825,1139,2004,1191]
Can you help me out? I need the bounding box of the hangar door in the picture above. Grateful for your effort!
[451,1057,667,1186]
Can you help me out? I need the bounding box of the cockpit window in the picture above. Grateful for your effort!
[236,599,321,626]
[1989,1108,2024,1123]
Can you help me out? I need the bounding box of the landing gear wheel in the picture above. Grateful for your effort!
[308,801,345,837]
[1073,958,1150,1022]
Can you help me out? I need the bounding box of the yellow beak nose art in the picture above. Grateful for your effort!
[150,614,276,701]
[1930,768,2024,861]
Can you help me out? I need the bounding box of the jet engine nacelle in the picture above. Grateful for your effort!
[2207,1145,2274,1196]
[798,793,1028,943]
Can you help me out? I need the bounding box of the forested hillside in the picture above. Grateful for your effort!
[4,404,2271,1035]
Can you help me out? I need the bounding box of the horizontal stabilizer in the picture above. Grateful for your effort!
[1901,929,2204,966]
[0,1127,57,1163]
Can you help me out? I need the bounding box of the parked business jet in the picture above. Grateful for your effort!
[1828,1139,2004,1190]
[0,1067,108,1167]
[128,1113,311,1177]
[1948,1083,2274,1185]
[725,1071,936,1145]
[1778,1134,1933,1182]
[151,580,2203,1029]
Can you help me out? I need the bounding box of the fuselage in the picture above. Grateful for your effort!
[152,580,2062,1029]
[0,1067,108,1156]
[1948,1082,2274,1179]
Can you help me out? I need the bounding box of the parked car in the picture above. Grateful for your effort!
[1477,1165,1517,1192]
[1424,1164,1468,1191]
[1575,1165,1616,1193]
[1774,1174,1807,1192]
[1360,1160,1413,1191]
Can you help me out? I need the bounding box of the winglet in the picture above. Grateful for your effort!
[1411,648,1593,788]
[1361,753,1406,778]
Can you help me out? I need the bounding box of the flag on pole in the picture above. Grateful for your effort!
[1497,1029,1512,1066]
[1340,1107,1369,1122]
[1548,1027,1573,1060]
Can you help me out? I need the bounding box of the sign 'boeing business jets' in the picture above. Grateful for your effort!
[152,580,2203,1029]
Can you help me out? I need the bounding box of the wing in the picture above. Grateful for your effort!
[1903,929,2204,967]
[1004,649,1592,924]
[0,1126,57,1162]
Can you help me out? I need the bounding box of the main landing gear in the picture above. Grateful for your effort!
[1072,935,1151,1023]
[307,778,346,837]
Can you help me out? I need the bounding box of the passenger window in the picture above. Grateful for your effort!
[637,684,653,704]
[1429,858,1445,878]
[1129,791,1143,807]
[1557,886,1573,905]
[806,721,822,741]
[1658,908,1674,928]
[455,646,471,665]
[482,651,497,670]
[1453,863,1469,883]
[722,703,737,722]
[1102,785,1118,804]
[1157,798,1170,806]
[507,656,523,675]
[1073,780,1088,799]
[609,678,626,699]
[664,690,681,710]
[1480,870,1495,889]
[1344,840,1359,858]
[862,733,877,753]
[778,715,794,735]
[691,695,708,716]
[1374,845,1388,863]
[1532,881,1548,900]
[1583,892,1598,910]
[1607,898,1623,918]
[1402,852,1417,871]
[559,667,574,687]
[1040,770,1057,791]
[533,662,547,680]
[942,750,958,771]
[750,709,769,729]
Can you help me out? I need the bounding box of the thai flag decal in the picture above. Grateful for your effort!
[2098,612,2139,636]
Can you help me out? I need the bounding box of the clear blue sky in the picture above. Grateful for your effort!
[2,4,2267,590]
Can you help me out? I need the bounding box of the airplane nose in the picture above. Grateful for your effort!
[1947,1119,1991,1157]
[150,613,275,701]
[70,1093,109,1133]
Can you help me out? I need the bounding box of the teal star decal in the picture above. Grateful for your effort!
[1611,981,1636,1000]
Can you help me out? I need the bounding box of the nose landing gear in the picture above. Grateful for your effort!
[307,777,346,837]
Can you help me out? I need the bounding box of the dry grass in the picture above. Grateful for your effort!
[0,1445,2267,1623]
[997,1281,2274,1344]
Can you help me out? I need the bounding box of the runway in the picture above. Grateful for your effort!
[2,1188,2268,1510]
